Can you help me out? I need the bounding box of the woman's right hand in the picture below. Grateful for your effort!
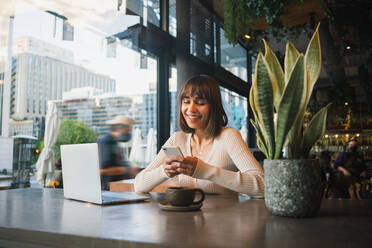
[163,155,183,178]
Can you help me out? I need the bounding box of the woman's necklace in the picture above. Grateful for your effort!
[192,136,213,156]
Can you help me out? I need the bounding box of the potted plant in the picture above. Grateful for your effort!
[249,23,331,217]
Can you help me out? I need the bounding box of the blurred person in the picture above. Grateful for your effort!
[333,138,366,198]
[98,115,140,190]
[134,75,264,196]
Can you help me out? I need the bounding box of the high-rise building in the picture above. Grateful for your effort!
[9,50,115,137]
[170,91,178,133]
[0,71,4,135]
[11,51,116,120]
[9,119,33,136]
[55,87,132,135]
[134,93,157,136]
[13,37,74,63]
[132,91,178,137]
[220,88,247,131]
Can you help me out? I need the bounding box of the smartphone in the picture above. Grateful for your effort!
[162,146,184,158]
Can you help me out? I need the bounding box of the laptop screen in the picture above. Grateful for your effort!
[61,143,103,204]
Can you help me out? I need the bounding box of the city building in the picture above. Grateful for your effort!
[55,87,132,135]
[55,87,178,138]
[8,119,33,136]
[13,36,74,63]
[8,37,116,137]
[220,88,247,131]
[0,71,4,135]
[132,91,178,137]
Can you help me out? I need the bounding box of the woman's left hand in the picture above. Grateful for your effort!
[175,156,198,176]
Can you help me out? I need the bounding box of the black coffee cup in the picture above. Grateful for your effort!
[165,187,205,206]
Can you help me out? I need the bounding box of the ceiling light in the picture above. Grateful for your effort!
[346,45,351,50]
[244,34,251,39]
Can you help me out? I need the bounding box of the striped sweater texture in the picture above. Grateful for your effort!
[134,127,264,196]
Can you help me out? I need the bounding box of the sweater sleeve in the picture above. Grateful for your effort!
[192,128,264,196]
[134,134,175,193]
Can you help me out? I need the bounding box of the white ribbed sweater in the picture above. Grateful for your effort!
[134,127,264,196]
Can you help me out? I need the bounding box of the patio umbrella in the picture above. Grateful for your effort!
[129,128,143,166]
[36,101,60,187]
[145,128,156,164]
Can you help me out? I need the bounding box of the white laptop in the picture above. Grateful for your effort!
[61,143,149,205]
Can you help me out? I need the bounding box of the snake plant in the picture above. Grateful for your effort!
[249,23,331,159]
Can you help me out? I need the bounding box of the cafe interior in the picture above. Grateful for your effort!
[0,0,371,247]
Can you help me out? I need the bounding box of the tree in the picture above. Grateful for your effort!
[53,119,99,160]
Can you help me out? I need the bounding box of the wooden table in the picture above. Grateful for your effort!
[0,175,13,190]
[110,179,177,193]
[1,188,372,248]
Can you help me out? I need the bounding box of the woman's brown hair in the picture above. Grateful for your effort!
[178,75,228,138]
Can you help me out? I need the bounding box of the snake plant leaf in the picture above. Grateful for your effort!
[287,66,310,159]
[274,55,306,159]
[302,103,332,158]
[249,82,259,123]
[263,39,284,112]
[284,42,300,85]
[250,85,268,155]
[252,52,275,158]
[250,119,269,158]
[287,113,305,159]
[304,23,321,104]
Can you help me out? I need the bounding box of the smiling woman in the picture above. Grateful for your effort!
[178,75,227,138]
[134,75,265,196]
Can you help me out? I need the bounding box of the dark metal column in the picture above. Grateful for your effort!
[215,22,221,65]
[157,53,170,151]
[176,0,191,90]
[160,0,169,32]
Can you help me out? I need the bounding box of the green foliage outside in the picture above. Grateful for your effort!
[53,119,99,160]
[31,138,43,164]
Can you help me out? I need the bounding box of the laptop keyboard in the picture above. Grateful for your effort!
[101,191,149,202]
[102,195,128,202]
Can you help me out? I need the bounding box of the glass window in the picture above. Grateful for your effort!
[189,0,213,64]
[147,0,160,27]
[169,0,177,37]
[126,0,160,27]
[220,86,248,142]
[190,32,197,56]
[26,55,31,112]
[169,66,178,134]
[16,56,22,114]
[3,0,159,168]
[51,63,56,100]
[219,28,248,82]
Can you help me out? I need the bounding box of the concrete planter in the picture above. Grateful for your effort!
[263,159,324,218]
